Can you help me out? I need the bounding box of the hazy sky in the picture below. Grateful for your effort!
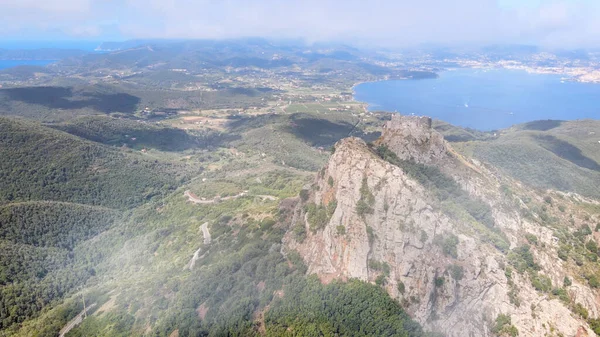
[1,0,599,48]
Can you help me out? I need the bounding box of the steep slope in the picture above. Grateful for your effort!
[0,117,201,332]
[0,117,197,208]
[285,115,600,337]
[0,201,120,331]
[456,119,600,199]
[1,110,422,337]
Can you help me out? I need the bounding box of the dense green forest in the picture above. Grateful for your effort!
[0,260,97,330]
[265,277,424,336]
[0,202,119,249]
[0,201,121,330]
[0,116,197,332]
[0,117,198,208]
[67,236,423,337]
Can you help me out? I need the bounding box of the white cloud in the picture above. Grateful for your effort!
[0,0,91,12]
[0,0,599,47]
[511,1,600,47]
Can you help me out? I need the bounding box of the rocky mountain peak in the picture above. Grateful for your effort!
[376,114,448,164]
[284,116,599,337]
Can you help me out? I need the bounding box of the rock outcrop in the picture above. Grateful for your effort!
[375,115,447,164]
[284,115,600,337]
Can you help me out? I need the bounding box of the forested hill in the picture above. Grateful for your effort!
[449,119,600,199]
[0,117,198,209]
[48,115,229,152]
[0,109,427,336]
[0,201,120,331]
[0,116,200,332]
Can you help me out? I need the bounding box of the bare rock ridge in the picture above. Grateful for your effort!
[375,115,448,164]
[284,114,599,337]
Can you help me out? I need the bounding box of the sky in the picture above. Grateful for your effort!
[1,0,599,48]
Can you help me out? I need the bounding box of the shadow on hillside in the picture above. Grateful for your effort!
[287,114,380,147]
[534,135,600,171]
[131,128,241,151]
[225,113,380,147]
[226,113,280,131]
[434,123,493,142]
[0,86,140,113]
[522,120,563,131]
[58,124,240,152]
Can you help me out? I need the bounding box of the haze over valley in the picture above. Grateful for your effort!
[1,1,600,337]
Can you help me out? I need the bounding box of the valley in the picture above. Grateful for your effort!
[0,39,598,337]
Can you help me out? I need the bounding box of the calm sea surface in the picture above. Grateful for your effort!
[0,60,55,70]
[354,68,600,130]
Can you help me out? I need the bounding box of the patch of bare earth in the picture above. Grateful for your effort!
[257,280,266,292]
[253,306,268,335]
[253,289,285,335]
[196,302,209,321]
[94,295,117,315]
[177,116,228,130]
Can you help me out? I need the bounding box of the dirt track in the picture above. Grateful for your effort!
[59,303,97,337]
[184,190,277,204]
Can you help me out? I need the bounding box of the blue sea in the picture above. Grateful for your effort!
[0,40,100,51]
[0,60,55,70]
[354,68,600,131]
[0,40,102,71]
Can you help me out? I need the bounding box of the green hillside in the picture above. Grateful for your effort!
[0,117,198,208]
[0,116,201,332]
[0,37,598,337]
[49,115,227,151]
[454,119,600,198]
[0,201,122,330]
[0,201,119,250]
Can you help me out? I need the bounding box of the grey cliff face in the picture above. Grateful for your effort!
[375,115,448,164]
[284,115,599,337]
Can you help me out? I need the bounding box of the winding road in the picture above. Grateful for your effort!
[183,190,277,270]
[188,222,212,270]
[201,222,211,244]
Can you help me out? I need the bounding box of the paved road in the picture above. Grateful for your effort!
[201,222,211,244]
[188,222,212,270]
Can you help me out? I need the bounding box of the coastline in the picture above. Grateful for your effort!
[352,64,600,107]
[351,72,440,111]
[351,79,378,112]
[455,63,600,84]
[350,67,600,130]
[0,59,56,71]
